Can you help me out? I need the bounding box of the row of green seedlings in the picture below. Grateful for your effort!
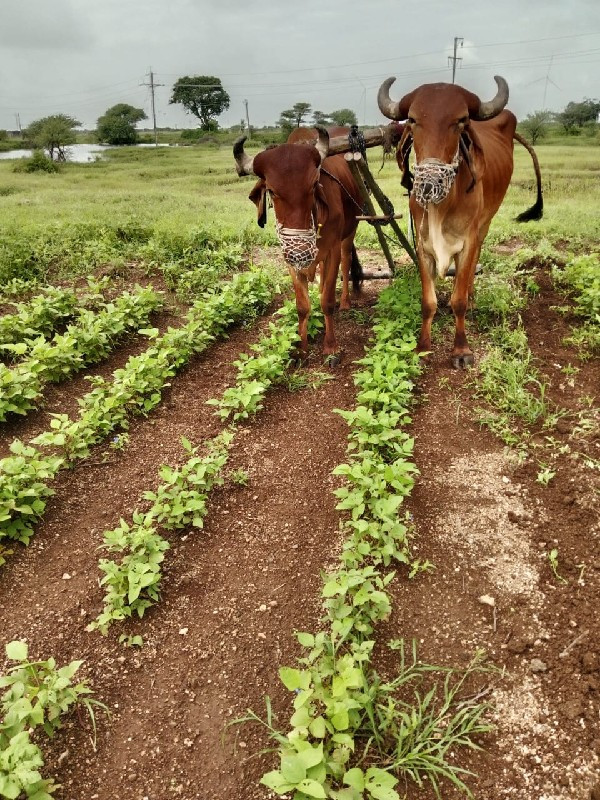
[471,246,598,463]
[0,279,42,304]
[0,640,106,800]
[158,241,244,302]
[0,278,111,353]
[0,285,163,422]
[88,296,323,635]
[0,270,276,565]
[552,252,600,355]
[250,274,492,800]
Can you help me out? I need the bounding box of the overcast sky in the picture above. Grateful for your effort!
[1,0,599,132]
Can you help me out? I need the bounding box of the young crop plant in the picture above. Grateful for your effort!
[0,640,106,799]
[0,287,79,352]
[0,271,276,561]
[240,272,493,800]
[552,254,600,356]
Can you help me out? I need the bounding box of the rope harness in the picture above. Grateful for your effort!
[412,142,461,209]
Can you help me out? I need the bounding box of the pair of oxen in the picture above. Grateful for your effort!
[233,76,543,368]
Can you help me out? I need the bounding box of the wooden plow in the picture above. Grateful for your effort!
[327,124,417,278]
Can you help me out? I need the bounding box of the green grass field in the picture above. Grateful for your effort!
[0,137,598,284]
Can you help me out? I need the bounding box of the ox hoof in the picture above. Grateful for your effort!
[324,352,342,368]
[451,353,475,369]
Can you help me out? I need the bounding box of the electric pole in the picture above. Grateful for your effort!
[244,99,251,138]
[142,69,164,146]
[448,37,464,84]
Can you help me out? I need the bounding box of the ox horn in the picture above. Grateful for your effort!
[472,75,509,121]
[314,125,329,163]
[233,136,255,176]
[377,77,402,120]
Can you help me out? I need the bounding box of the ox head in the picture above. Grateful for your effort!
[233,128,330,270]
[378,76,509,206]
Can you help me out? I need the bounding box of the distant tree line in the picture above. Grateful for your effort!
[520,98,600,144]
[11,73,598,169]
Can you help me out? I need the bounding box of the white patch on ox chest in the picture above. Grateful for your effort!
[421,205,464,278]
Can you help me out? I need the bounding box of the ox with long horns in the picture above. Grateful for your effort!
[234,126,364,363]
[378,75,543,367]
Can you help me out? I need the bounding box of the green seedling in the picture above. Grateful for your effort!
[536,464,556,486]
[548,548,568,585]
[229,468,249,486]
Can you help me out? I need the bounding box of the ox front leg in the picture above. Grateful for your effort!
[289,267,311,361]
[450,242,481,368]
[320,246,342,365]
[417,252,437,354]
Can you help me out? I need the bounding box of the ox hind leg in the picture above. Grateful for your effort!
[416,250,437,354]
[339,235,355,310]
[288,267,311,361]
[320,244,343,364]
[450,236,481,368]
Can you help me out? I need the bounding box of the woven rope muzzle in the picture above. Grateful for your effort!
[276,219,318,271]
[413,144,461,208]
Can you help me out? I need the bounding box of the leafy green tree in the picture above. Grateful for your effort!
[96,104,147,145]
[278,102,312,130]
[25,114,81,161]
[312,110,331,126]
[329,108,358,127]
[556,98,600,134]
[170,75,230,130]
[519,110,552,145]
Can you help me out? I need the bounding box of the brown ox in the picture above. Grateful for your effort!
[378,75,543,367]
[233,126,363,363]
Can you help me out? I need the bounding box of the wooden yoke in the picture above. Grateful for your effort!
[323,124,418,270]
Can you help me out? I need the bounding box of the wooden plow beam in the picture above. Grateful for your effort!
[327,125,418,273]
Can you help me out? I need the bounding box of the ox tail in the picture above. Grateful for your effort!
[351,245,364,294]
[514,132,544,222]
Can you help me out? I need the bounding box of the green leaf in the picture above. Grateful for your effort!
[296,779,326,798]
[344,768,365,792]
[260,770,294,793]
[280,754,306,784]
[309,716,326,738]
[279,667,310,692]
[365,768,399,800]
[6,640,28,661]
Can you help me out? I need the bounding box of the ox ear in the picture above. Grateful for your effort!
[462,123,485,162]
[249,179,268,228]
[396,126,414,192]
[314,181,329,227]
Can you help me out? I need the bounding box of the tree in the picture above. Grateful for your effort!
[556,98,600,134]
[170,75,230,130]
[329,108,358,127]
[25,114,81,161]
[519,110,552,145]
[278,102,312,130]
[96,104,146,145]
[312,110,331,126]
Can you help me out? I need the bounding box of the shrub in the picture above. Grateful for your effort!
[13,151,59,174]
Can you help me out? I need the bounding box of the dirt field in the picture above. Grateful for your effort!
[0,257,598,800]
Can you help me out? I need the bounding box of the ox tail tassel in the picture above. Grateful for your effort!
[514,132,544,222]
[350,245,364,293]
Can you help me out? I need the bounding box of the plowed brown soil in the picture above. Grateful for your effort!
[0,263,598,800]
